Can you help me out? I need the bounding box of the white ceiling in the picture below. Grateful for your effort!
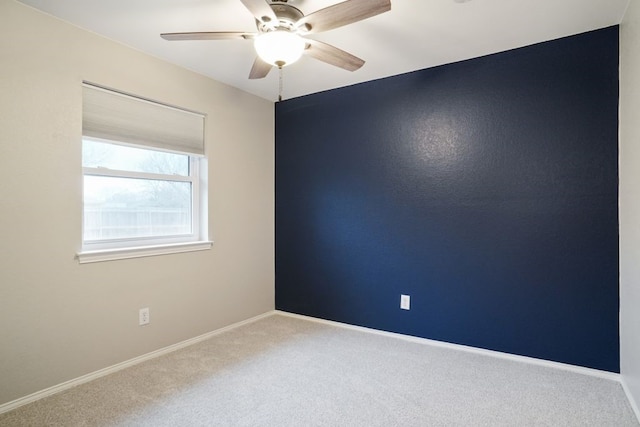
[18,0,630,101]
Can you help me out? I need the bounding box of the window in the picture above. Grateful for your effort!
[78,83,210,263]
[83,138,199,245]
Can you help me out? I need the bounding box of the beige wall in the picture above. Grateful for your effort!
[620,0,640,418]
[0,1,274,405]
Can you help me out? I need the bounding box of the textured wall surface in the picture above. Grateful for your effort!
[276,27,619,372]
[0,1,274,406]
[620,0,640,416]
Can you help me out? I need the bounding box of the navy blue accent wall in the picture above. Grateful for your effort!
[275,27,619,372]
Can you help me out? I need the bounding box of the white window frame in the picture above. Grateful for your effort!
[77,84,211,263]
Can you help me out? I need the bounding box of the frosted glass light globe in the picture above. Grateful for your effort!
[254,31,305,67]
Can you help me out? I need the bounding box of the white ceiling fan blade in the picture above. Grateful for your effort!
[161,32,255,41]
[249,56,273,79]
[296,0,390,34]
[304,39,364,71]
[239,0,278,27]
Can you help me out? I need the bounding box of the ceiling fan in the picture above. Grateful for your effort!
[160,0,391,80]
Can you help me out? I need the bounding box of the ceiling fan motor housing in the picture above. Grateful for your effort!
[258,2,305,32]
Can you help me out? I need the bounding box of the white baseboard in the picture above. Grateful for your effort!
[621,376,640,423]
[276,310,622,382]
[0,311,276,415]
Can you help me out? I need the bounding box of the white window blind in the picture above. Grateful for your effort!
[82,83,205,155]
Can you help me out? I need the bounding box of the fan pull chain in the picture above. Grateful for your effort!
[278,66,284,102]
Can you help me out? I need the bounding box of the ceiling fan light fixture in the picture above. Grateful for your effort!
[254,30,305,67]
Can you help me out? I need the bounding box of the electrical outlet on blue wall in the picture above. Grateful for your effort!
[400,295,410,310]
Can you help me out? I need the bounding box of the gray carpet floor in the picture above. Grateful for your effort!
[0,313,637,426]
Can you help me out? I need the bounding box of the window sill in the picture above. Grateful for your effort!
[77,241,213,264]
